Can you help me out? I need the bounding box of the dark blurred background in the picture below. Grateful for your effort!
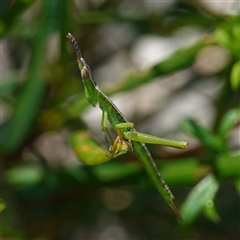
[1,1,240,239]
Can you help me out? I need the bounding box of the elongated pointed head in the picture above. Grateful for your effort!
[67,33,98,107]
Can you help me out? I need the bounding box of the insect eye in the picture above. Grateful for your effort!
[81,66,90,81]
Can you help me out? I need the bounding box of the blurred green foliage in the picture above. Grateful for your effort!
[1,1,239,239]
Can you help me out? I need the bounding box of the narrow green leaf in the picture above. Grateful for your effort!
[90,162,141,182]
[216,153,240,179]
[157,158,204,185]
[230,61,240,89]
[218,108,240,139]
[180,174,219,225]
[181,119,226,152]
[109,42,204,93]
[203,199,221,223]
[214,28,232,50]
[5,165,44,188]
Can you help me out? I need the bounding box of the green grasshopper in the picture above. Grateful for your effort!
[67,33,188,221]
